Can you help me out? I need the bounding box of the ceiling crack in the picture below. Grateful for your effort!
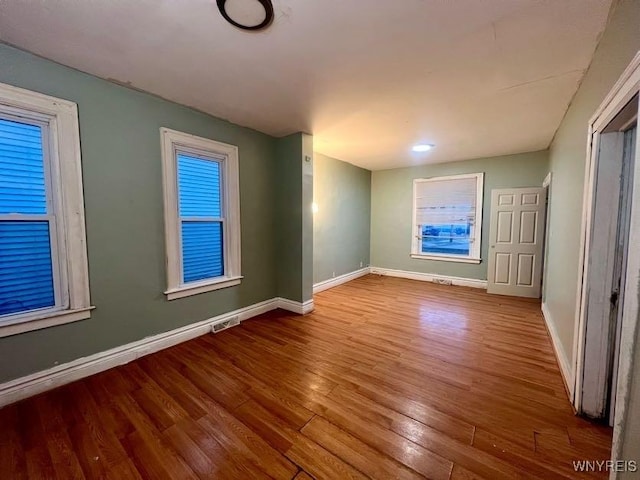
[499,69,585,91]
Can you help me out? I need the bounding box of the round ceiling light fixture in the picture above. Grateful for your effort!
[412,144,435,152]
[217,0,274,31]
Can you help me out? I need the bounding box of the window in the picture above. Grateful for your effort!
[0,82,91,337]
[412,173,484,263]
[161,128,241,300]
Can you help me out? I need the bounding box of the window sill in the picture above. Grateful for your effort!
[165,276,243,300]
[0,306,94,338]
[411,254,481,264]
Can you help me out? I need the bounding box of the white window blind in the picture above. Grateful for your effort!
[412,173,483,263]
[415,176,478,226]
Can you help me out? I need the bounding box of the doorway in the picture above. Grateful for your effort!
[575,84,639,424]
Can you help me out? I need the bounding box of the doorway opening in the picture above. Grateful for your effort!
[578,96,637,423]
[574,59,640,431]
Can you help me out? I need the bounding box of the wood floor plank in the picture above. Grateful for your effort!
[197,414,297,480]
[171,417,275,480]
[0,429,28,480]
[301,415,426,480]
[329,385,475,445]
[44,428,86,480]
[245,383,316,429]
[308,393,453,479]
[233,400,296,453]
[116,394,199,480]
[0,275,611,479]
[120,430,198,480]
[24,444,55,480]
[64,383,129,467]
[106,459,144,480]
[292,472,315,480]
[285,434,370,480]
[450,464,490,480]
[473,428,579,480]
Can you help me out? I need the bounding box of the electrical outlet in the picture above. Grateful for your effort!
[360,261,363,268]
[332,271,336,278]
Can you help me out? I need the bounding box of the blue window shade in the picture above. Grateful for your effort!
[177,152,224,283]
[0,118,47,215]
[0,221,55,315]
[181,221,223,283]
[177,154,221,218]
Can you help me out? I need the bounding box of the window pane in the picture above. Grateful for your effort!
[181,221,224,283]
[0,118,47,215]
[415,175,480,258]
[421,223,471,256]
[177,154,221,218]
[0,221,55,316]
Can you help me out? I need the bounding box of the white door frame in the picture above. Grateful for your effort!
[572,51,640,472]
[541,172,551,305]
[580,129,627,418]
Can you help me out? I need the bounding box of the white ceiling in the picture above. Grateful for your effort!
[0,0,612,170]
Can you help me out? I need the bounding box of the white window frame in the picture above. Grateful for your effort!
[411,172,484,264]
[160,128,242,300]
[0,82,92,338]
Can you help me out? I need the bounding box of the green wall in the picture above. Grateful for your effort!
[301,134,314,302]
[543,0,640,370]
[0,44,280,382]
[370,151,549,279]
[313,153,371,284]
[275,133,314,303]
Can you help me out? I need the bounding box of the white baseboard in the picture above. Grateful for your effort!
[0,298,279,408]
[278,297,315,315]
[313,267,371,294]
[541,302,574,400]
[370,266,488,289]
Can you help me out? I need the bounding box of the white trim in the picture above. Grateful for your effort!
[0,298,279,408]
[411,172,484,263]
[370,266,487,289]
[541,174,552,304]
[0,82,92,335]
[581,131,626,418]
[590,52,640,131]
[541,302,574,400]
[165,276,243,300]
[0,307,93,339]
[160,128,242,300]
[277,298,315,315]
[410,254,481,264]
[313,267,371,294]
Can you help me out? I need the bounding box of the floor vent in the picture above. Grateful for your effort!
[432,278,453,286]
[212,316,240,333]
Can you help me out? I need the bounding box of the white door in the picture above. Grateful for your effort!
[487,188,547,298]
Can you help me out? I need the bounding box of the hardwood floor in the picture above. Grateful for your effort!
[0,275,612,479]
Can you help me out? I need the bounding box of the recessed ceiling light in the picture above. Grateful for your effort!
[412,144,435,152]
[217,0,274,31]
